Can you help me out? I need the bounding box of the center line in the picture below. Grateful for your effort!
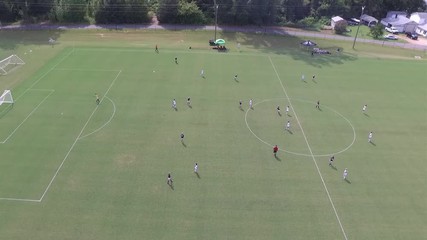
[268,56,348,240]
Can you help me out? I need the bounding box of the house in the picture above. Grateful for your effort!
[416,23,427,37]
[381,12,418,33]
[385,11,407,19]
[409,12,427,25]
[360,14,378,27]
[331,16,345,30]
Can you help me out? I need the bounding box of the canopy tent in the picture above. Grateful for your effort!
[300,40,317,47]
[215,39,226,45]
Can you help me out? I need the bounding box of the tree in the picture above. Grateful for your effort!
[334,20,347,34]
[178,1,206,24]
[369,24,384,39]
[157,0,178,23]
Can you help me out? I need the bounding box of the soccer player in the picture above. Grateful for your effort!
[95,93,100,105]
[180,132,185,142]
[362,104,367,113]
[273,145,279,157]
[329,155,335,166]
[343,168,348,180]
[277,106,281,115]
[368,131,373,143]
[234,74,238,81]
[155,44,159,53]
[316,100,320,109]
[312,74,316,81]
[301,74,305,82]
[286,120,291,131]
[172,99,177,110]
[175,57,178,64]
[286,105,290,116]
[167,172,173,185]
[239,100,242,109]
[187,97,191,107]
[249,99,253,109]
[200,69,205,78]
[194,163,198,173]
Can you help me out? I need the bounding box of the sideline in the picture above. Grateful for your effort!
[1,23,426,51]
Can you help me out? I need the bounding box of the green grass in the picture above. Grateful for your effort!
[0,29,426,240]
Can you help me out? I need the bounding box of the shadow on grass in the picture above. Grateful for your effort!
[370,141,376,146]
[345,179,351,184]
[220,30,358,67]
[0,104,13,119]
[195,172,200,178]
[0,29,63,51]
[274,156,282,161]
[329,165,337,171]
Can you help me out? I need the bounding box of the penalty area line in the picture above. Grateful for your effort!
[38,70,122,202]
[268,56,349,240]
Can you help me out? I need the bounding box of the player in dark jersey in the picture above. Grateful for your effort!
[273,145,279,157]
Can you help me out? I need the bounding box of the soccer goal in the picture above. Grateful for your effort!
[0,55,25,75]
[0,90,14,106]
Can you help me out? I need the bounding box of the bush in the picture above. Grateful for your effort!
[334,20,348,34]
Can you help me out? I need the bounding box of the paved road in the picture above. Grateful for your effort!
[1,23,426,51]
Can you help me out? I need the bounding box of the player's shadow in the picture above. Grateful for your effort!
[234,79,239,83]
[317,107,322,111]
[286,129,293,134]
[370,142,376,146]
[329,165,337,170]
[188,105,192,109]
[312,79,317,84]
[181,141,187,147]
[345,179,351,184]
[169,184,174,190]
[174,108,178,111]
[363,113,369,117]
[278,112,282,116]
[195,172,200,178]
[239,107,244,111]
[274,156,281,161]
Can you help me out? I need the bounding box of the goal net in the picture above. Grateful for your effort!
[0,55,25,75]
[0,90,14,106]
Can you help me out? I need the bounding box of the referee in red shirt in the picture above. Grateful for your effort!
[273,145,279,157]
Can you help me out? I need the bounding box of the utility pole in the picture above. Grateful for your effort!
[352,6,365,49]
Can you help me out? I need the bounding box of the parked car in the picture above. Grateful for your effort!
[385,26,399,34]
[405,32,418,40]
[384,34,398,40]
[347,20,358,26]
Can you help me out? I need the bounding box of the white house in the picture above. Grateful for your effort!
[409,12,427,25]
[416,23,427,36]
[381,12,418,33]
[331,16,345,29]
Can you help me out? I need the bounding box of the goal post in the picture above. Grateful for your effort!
[0,55,25,75]
[0,90,14,106]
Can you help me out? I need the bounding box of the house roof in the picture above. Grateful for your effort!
[410,12,427,24]
[331,16,344,22]
[361,14,378,23]
[386,11,407,18]
[382,15,417,26]
[418,23,427,30]
[411,12,427,18]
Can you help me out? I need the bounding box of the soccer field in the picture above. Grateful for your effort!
[0,30,426,240]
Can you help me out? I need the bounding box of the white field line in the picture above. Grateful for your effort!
[0,90,55,144]
[78,96,116,140]
[268,56,349,240]
[13,49,73,103]
[244,97,356,157]
[55,68,121,72]
[39,70,122,202]
[0,197,41,202]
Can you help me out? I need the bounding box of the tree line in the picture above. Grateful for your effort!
[0,0,425,26]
